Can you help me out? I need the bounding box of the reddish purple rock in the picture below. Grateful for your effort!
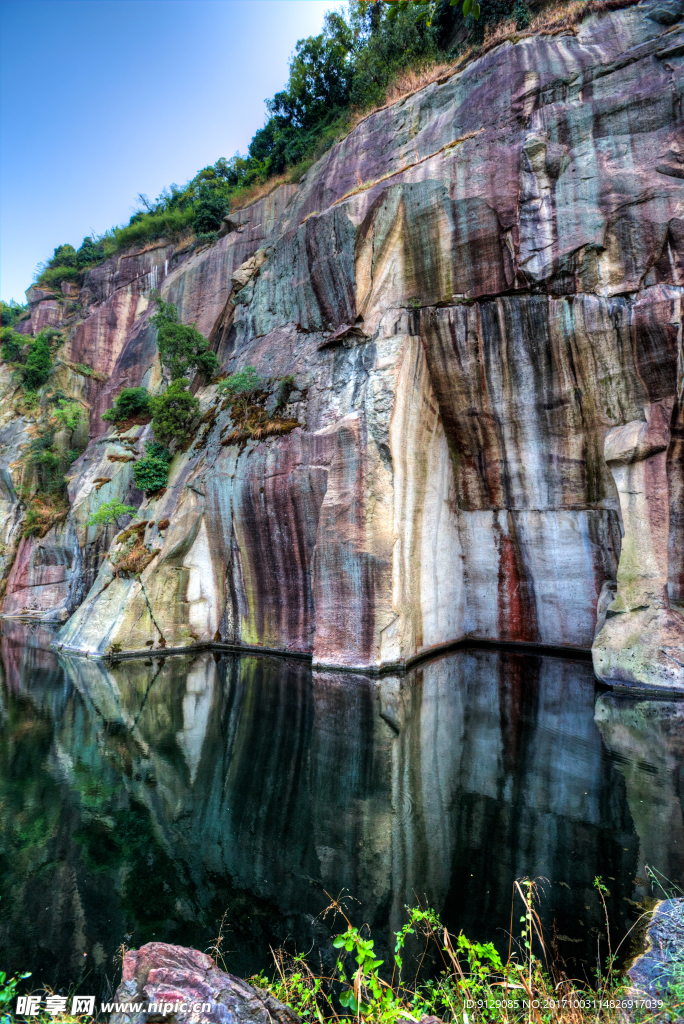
[110,942,300,1024]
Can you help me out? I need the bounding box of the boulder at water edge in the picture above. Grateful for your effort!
[110,942,301,1024]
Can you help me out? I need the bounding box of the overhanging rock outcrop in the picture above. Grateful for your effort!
[2,0,682,688]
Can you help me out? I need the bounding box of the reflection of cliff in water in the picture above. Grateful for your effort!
[1,621,683,997]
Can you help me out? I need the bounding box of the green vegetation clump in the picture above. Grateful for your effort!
[218,365,264,407]
[34,237,107,290]
[75,236,105,267]
[150,295,219,382]
[23,334,52,390]
[54,400,82,432]
[150,378,200,447]
[87,500,138,528]
[0,299,29,328]
[133,441,173,494]
[1,326,27,363]
[248,879,675,1024]
[19,379,88,537]
[101,386,151,423]
[219,366,301,445]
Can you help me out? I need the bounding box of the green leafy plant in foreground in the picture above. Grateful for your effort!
[0,969,31,1024]
[250,877,682,1024]
[87,499,138,528]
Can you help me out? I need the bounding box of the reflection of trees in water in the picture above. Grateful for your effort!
[0,624,682,997]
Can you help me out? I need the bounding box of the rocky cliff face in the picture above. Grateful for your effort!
[1,0,682,690]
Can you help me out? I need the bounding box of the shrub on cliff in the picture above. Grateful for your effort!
[23,334,52,390]
[76,236,105,267]
[49,244,77,268]
[101,206,194,256]
[102,386,151,423]
[54,400,82,432]
[150,296,219,381]
[150,378,200,447]
[34,236,107,289]
[192,189,229,234]
[1,327,27,363]
[87,499,138,528]
[0,299,28,328]
[23,493,70,538]
[218,365,264,404]
[23,428,68,498]
[133,441,173,494]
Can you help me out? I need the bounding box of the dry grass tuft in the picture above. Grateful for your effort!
[230,173,293,214]
[106,453,136,463]
[110,523,159,579]
[23,494,70,538]
[174,229,196,254]
[93,477,111,491]
[221,417,300,447]
[385,61,457,105]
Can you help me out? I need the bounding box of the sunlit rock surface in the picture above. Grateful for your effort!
[1,0,682,686]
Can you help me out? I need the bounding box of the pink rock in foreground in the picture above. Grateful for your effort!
[110,942,300,1024]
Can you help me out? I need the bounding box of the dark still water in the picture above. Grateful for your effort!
[1,620,682,999]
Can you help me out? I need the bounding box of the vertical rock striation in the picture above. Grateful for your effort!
[1,0,682,689]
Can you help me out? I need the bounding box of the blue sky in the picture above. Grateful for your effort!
[0,0,337,303]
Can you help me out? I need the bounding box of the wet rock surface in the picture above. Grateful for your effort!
[627,899,684,998]
[1,0,682,688]
[110,942,300,1024]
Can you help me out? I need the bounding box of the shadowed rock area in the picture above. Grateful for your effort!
[0,0,682,688]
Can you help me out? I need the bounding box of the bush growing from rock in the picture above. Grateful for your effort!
[76,236,105,267]
[192,189,229,234]
[48,244,77,268]
[133,441,173,494]
[87,499,138,528]
[23,334,52,390]
[150,378,200,447]
[0,299,28,328]
[54,400,82,431]
[150,296,219,382]
[1,327,26,363]
[218,365,264,408]
[102,386,151,423]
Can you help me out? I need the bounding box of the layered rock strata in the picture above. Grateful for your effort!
[1,0,682,687]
